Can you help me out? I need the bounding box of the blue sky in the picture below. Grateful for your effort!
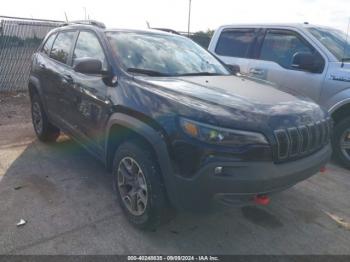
[2,0,350,32]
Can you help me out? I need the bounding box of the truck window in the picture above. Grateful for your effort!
[259,30,313,68]
[215,29,256,58]
[50,31,76,64]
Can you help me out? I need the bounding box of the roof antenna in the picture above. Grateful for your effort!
[146,21,151,29]
[64,12,69,22]
[341,17,350,68]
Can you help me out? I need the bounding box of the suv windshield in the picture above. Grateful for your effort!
[307,27,350,61]
[105,31,229,76]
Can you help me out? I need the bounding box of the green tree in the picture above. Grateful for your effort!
[189,29,214,48]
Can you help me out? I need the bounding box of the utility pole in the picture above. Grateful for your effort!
[64,12,69,22]
[84,7,87,20]
[187,0,192,37]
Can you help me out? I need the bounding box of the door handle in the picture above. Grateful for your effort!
[250,68,264,76]
[62,74,74,84]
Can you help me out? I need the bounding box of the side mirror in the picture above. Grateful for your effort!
[291,52,323,73]
[73,58,103,74]
[226,64,240,75]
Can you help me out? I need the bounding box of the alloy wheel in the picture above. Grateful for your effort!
[32,102,43,134]
[340,129,350,161]
[117,157,148,216]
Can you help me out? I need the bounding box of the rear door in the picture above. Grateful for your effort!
[209,28,259,74]
[247,29,326,101]
[35,32,57,112]
[45,30,78,125]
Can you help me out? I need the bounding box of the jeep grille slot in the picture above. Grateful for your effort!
[287,127,300,157]
[274,118,332,162]
[275,130,289,160]
[299,126,309,153]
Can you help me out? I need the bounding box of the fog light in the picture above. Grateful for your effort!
[214,166,223,175]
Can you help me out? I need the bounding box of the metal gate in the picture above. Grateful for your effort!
[0,16,62,92]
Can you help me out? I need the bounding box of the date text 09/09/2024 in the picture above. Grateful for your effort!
[127,255,219,261]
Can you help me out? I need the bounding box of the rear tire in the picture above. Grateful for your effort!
[31,93,60,142]
[332,117,350,169]
[112,140,173,230]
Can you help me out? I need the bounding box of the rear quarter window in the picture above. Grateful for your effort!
[42,33,57,56]
[215,29,256,58]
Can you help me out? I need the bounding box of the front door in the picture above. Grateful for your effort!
[247,29,326,102]
[65,30,111,155]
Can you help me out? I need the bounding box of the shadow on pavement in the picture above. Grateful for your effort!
[0,135,350,255]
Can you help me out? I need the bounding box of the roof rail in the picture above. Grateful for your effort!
[61,20,106,29]
[152,28,180,35]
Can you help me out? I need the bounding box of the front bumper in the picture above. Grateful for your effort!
[167,144,332,211]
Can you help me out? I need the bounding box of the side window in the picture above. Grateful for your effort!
[42,33,56,56]
[50,31,76,64]
[73,31,107,70]
[260,30,314,68]
[215,29,256,58]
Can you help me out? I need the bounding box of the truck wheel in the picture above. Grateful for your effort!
[112,140,172,230]
[333,117,350,169]
[31,94,60,142]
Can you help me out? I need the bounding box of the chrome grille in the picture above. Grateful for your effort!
[274,118,332,162]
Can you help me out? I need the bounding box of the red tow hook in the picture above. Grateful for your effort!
[320,166,327,173]
[254,195,270,206]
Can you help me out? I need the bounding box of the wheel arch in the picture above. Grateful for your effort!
[28,76,42,99]
[28,75,51,115]
[105,113,179,207]
[331,102,350,125]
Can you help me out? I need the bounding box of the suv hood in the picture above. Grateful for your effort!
[134,75,326,129]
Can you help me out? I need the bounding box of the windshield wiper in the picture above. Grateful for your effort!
[175,72,225,76]
[127,68,170,76]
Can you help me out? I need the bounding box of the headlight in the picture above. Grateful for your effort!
[180,118,268,146]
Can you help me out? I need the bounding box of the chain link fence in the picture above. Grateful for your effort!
[0,16,62,92]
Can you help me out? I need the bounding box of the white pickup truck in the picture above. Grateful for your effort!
[209,23,350,168]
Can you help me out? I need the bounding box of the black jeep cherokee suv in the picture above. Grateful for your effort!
[29,21,332,229]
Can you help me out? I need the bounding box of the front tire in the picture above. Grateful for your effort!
[31,94,60,142]
[333,117,350,169]
[112,140,172,230]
